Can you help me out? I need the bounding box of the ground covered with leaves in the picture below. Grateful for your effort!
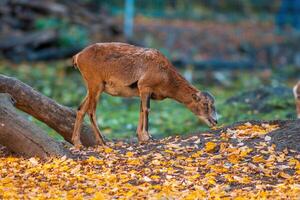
[0,122,299,199]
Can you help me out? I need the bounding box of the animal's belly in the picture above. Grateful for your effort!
[151,93,166,100]
[104,84,139,97]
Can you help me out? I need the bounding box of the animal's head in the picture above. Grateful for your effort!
[188,91,218,127]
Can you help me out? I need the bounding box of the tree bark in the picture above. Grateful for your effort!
[0,93,72,158]
[0,74,96,147]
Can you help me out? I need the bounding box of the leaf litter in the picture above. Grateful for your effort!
[0,122,299,199]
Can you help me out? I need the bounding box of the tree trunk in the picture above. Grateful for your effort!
[0,93,72,158]
[0,74,96,147]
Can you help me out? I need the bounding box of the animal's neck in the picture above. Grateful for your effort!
[169,75,199,106]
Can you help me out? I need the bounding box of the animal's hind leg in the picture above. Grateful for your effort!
[137,87,152,143]
[88,84,105,145]
[72,94,89,149]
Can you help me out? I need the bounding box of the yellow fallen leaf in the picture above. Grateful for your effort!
[252,155,265,163]
[127,158,141,165]
[279,172,291,179]
[227,154,240,164]
[205,142,218,152]
[87,156,98,163]
[207,178,216,185]
[85,187,95,194]
[92,192,106,200]
[125,151,134,157]
[240,147,252,157]
[104,147,113,153]
[150,175,160,179]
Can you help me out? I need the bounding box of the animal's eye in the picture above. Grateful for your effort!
[192,94,201,102]
[205,106,209,113]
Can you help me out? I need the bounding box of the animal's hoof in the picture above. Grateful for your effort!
[96,139,106,146]
[73,141,83,150]
[138,132,152,144]
[75,144,83,150]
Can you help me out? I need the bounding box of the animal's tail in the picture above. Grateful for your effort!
[72,53,79,69]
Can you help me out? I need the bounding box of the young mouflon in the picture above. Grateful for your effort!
[72,42,217,148]
[293,81,300,118]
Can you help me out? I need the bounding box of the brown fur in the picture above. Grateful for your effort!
[293,81,300,118]
[72,42,217,148]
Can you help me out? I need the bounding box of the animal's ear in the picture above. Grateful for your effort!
[200,91,215,103]
[192,93,201,102]
[201,91,211,98]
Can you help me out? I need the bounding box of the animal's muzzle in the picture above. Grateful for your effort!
[208,118,218,126]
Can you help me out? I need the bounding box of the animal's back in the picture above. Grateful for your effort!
[75,43,171,85]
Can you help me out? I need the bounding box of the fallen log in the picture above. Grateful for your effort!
[9,0,67,16]
[0,29,58,50]
[0,74,97,147]
[25,47,82,61]
[0,93,72,158]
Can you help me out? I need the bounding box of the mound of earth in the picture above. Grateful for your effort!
[226,86,295,116]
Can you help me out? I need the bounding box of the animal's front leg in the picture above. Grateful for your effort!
[136,102,144,137]
[137,90,152,143]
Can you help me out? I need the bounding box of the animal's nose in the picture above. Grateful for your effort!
[212,119,218,126]
[208,118,218,126]
[213,119,218,124]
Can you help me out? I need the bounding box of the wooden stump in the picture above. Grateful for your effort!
[0,93,72,158]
